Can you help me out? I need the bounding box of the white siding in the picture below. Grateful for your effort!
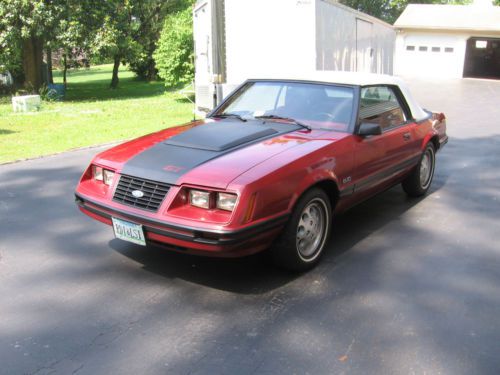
[224,0,316,85]
[315,0,395,74]
[372,22,395,74]
[193,0,395,111]
[193,2,215,110]
[315,2,356,71]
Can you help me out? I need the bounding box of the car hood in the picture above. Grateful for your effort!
[94,119,335,189]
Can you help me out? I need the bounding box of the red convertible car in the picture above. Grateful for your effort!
[75,73,447,270]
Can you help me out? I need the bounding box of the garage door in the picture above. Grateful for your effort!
[397,34,463,78]
[463,37,500,79]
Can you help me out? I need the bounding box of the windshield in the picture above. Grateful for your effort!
[214,81,355,132]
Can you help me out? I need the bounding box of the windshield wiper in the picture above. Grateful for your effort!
[254,115,311,131]
[209,112,247,122]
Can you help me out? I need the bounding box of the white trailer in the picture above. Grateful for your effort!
[193,0,395,113]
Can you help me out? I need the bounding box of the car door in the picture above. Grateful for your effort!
[351,85,418,197]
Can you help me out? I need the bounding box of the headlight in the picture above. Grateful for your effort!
[217,192,237,211]
[189,190,211,209]
[93,166,103,181]
[103,169,115,185]
[92,165,114,185]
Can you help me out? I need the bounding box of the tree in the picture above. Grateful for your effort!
[128,0,194,81]
[51,1,104,87]
[91,0,141,88]
[0,29,23,84]
[0,0,66,91]
[154,6,194,88]
[128,1,170,81]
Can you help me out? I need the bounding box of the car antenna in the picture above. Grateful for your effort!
[179,81,196,121]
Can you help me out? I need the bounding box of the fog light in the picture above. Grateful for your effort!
[189,190,210,209]
[93,166,103,181]
[217,193,237,211]
[103,170,115,185]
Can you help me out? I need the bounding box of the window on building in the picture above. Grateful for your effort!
[406,45,415,51]
[475,40,487,49]
[431,47,441,52]
[419,46,428,52]
[359,86,407,131]
[445,47,454,53]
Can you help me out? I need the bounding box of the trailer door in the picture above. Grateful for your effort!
[356,19,373,73]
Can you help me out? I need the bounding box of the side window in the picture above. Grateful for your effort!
[359,86,407,131]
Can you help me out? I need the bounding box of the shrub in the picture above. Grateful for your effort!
[128,50,157,81]
[153,7,194,88]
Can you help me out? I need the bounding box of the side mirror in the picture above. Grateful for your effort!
[357,122,382,137]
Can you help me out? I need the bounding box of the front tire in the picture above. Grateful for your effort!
[402,142,436,197]
[271,188,332,271]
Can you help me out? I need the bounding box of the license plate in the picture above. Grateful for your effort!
[112,217,146,246]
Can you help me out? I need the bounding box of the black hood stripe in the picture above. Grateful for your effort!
[165,122,278,152]
[120,120,301,185]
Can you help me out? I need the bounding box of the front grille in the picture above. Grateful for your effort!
[113,175,171,212]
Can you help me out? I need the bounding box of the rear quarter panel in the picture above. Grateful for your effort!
[414,117,444,151]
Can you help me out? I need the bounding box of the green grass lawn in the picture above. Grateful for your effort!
[0,64,194,163]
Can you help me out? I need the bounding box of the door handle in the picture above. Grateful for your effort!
[403,132,411,141]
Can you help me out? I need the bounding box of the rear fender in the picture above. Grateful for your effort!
[422,130,439,151]
[422,112,447,151]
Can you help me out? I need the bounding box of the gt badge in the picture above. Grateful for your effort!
[163,165,186,173]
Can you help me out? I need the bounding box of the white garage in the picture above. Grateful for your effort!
[394,2,500,79]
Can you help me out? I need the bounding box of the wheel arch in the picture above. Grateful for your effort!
[289,178,340,213]
[312,179,340,210]
[429,135,440,151]
[422,132,440,152]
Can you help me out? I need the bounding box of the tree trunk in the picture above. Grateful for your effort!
[110,55,120,89]
[146,42,157,81]
[22,37,44,92]
[146,59,157,81]
[63,53,68,88]
[47,47,54,84]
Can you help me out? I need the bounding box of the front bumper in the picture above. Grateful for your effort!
[75,193,288,257]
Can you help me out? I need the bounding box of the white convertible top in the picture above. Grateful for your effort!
[249,71,429,122]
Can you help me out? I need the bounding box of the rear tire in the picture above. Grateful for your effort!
[271,188,332,271]
[402,142,436,197]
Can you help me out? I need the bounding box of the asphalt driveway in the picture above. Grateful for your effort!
[1,78,500,374]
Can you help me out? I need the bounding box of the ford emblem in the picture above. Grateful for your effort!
[132,190,144,198]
